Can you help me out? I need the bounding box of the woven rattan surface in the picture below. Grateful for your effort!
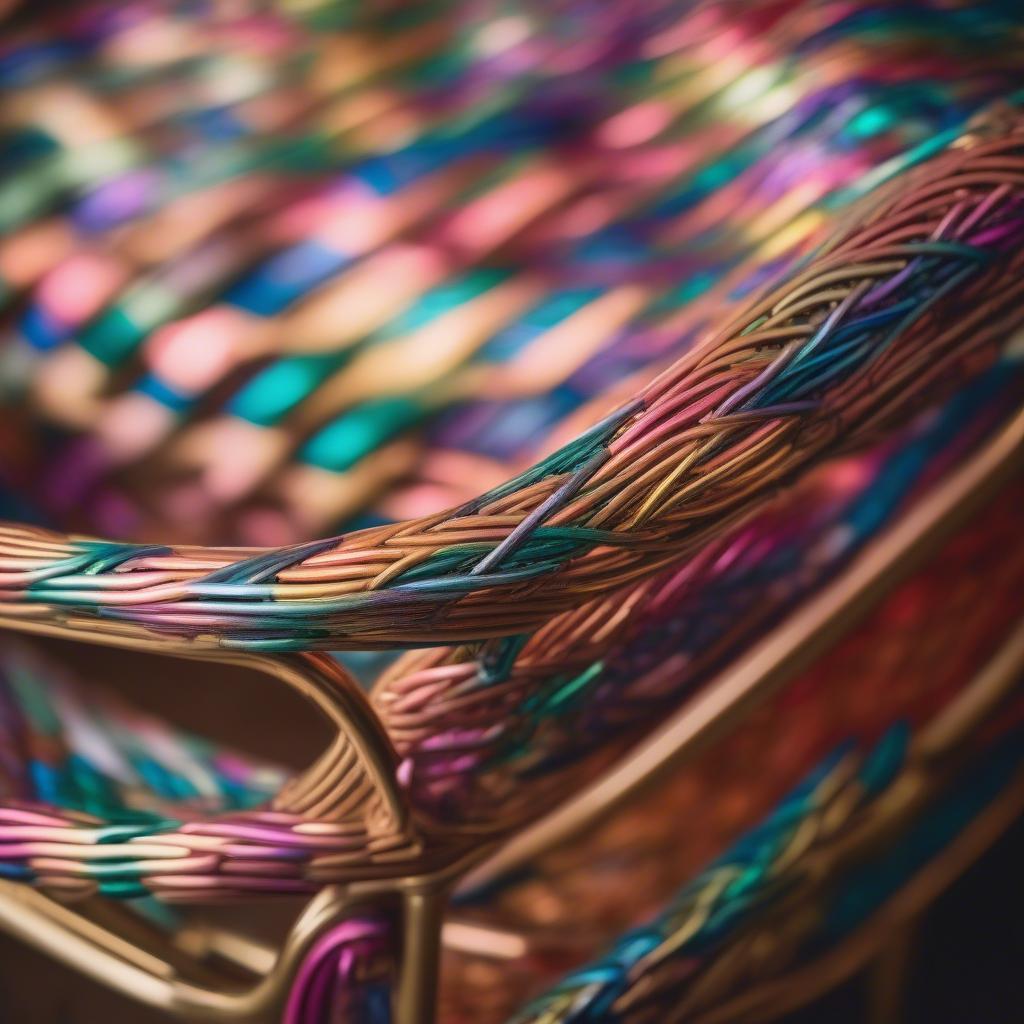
[1,3,1023,1022]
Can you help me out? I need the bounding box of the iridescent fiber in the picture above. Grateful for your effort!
[436,479,1024,1022]
[377,365,1024,824]
[2,1,1024,543]
[2,125,1024,655]
[0,92,1021,907]
[508,733,910,1024]
[508,719,1024,1024]
[1,2,1023,1021]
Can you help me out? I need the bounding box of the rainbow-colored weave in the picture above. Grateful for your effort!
[438,480,1024,1023]
[1,125,1023,655]
[1,1,1023,543]
[1,2,1023,1023]
[0,1,1023,900]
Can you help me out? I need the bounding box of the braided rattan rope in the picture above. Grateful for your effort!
[434,478,1024,1023]
[0,117,1022,904]
[2,121,1024,654]
[372,367,1024,826]
[3,373,1018,902]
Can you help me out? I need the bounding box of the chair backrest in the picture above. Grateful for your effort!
[2,5,1024,1024]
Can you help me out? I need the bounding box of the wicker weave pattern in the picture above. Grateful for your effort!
[509,723,1024,1024]
[374,367,1024,825]
[435,478,1024,1023]
[0,120,1020,902]
[1,125,1023,657]
[3,2,1024,544]
[2,382,1018,900]
[0,5,1021,1023]
[508,736,903,1024]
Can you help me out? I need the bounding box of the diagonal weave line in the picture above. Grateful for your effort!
[1,120,1024,655]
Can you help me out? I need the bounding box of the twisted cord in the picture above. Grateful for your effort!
[372,368,1024,825]
[0,436,1020,902]
[508,734,905,1023]
[1,123,1024,651]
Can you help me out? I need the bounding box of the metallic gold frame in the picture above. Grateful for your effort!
[0,404,1022,1023]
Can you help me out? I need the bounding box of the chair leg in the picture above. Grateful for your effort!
[866,917,919,1024]
[395,887,445,1024]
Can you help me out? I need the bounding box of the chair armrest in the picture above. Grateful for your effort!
[2,118,1024,658]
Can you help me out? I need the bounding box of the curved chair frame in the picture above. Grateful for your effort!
[1,112,1024,1023]
[0,395,1020,1024]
